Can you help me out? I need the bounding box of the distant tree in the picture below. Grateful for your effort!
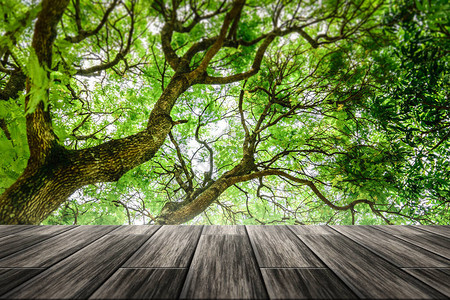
[0,0,447,225]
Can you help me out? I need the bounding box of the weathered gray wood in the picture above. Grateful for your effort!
[0,225,36,238]
[89,268,187,299]
[0,225,76,259]
[0,268,43,296]
[203,225,246,235]
[1,225,448,299]
[412,225,450,238]
[403,268,450,298]
[180,234,267,299]
[0,225,117,267]
[2,232,152,299]
[332,225,450,267]
[289,225,446,299]
[374,225,450,259]
[261,268,357,299]
[123,225,202,268]
[247,225,324,267]
[106,225,160,235]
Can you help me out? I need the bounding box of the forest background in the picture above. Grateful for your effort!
[0,0,448,225]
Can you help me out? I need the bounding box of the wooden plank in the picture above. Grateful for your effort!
[413,225,450,238]
[180,234,267,299]
[106,225,160,235]
[0,268,43,296]
[246,225,324,267]
[2,231,152,299]
[0,225,76,260]
[0,225,117,267]
[261,268,357,299]
[289,225,446,299]
[403,268,450,298]
[0,225,36,238]
[123,225,202,268]
[332,225,450,267]
[90,268,187,299]
[203,225,246,235]
[374,225,450,259]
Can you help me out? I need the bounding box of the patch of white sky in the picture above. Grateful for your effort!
[185,85,235,173]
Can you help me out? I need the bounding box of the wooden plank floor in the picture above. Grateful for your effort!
[0,225,448,299]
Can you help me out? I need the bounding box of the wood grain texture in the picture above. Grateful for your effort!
[2,233,151,299]
[180,235,267,299]
[403,268,450,298]
[289,225,446,299]
[261,268,357,299]
[0,225,76,260]
[412,225,450,238]
[247,225,324,267]
[0,225,36,238]
[0,268,43,296]
[90,268,187,299]
[374,225,450,259]
[106,225,161,235]
[1,225,449,299]
[0,225,117,267]
[203,225,246,235]
[123,225,202,268]
[331,225,450,267]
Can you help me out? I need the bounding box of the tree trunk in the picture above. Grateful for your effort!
[156,155,256,224]
[0,0,248,224]
[0,74,190,224]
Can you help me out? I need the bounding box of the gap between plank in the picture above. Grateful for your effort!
[177,225,205,299]
[0,226,79,262]
[410,226,450,238]
[0,267,46,269]
[327,226,449,297]
[260,267,329,269]
[401,267,450,269]
[119,267,187,269]
[286,225,365,299]
[370,226,450,261]
[244,225,272,299]
[83,226,163,299]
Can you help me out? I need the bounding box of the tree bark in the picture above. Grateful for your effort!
[0,0,259,224]
[0,71,191,224]
[156,154,256,225]
[0,0,188,224]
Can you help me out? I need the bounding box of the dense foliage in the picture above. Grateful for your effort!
[0,0,448,225]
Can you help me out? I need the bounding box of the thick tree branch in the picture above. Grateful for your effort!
[26,0,70,165]
[159,22,181,70]
[189,0,245,79]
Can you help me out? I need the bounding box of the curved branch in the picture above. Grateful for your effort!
[160,22,181,70]
[65,0,120,43]
[201,33,276,85]
[228,169,375,211]
[174,1,227,33]
[169,132,193,192]
[75,1,135,76]
[189,0,245,79]
[194,119,214,184]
